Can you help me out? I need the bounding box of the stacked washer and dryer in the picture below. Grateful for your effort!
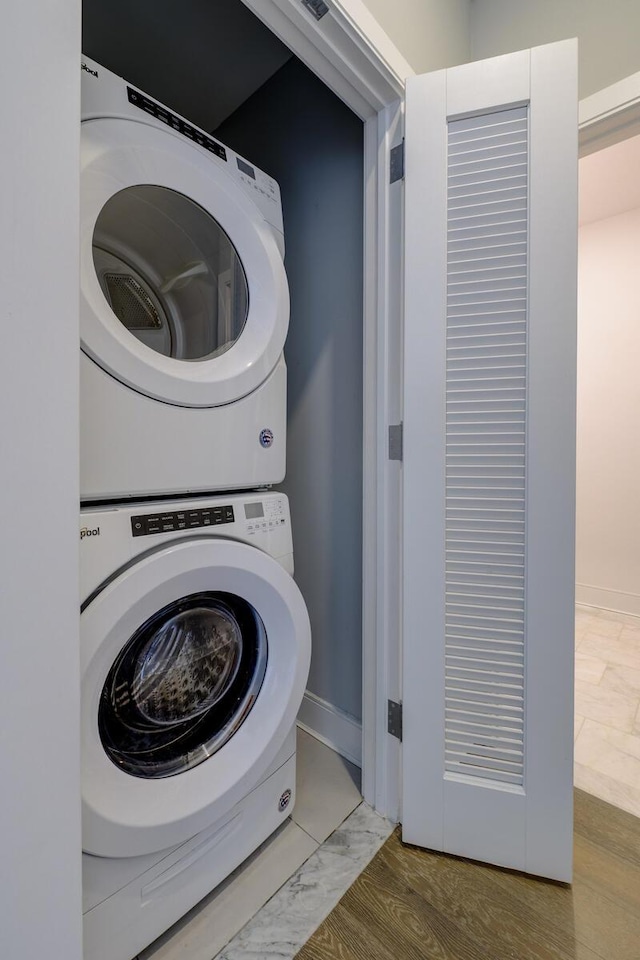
[79,56,311,960]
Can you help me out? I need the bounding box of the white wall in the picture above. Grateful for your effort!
[576,206,640,615]
[0,3,83,958]
[362,0,470,73]
[471,0,640,99]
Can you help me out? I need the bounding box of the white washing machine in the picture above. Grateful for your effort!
[80,56,289,500]
[80,491,310,960]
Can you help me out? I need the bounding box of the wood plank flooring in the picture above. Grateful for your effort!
[295,789,640,960]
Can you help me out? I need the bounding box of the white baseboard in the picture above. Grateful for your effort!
[576,583,640,618]
[297,691,362,768]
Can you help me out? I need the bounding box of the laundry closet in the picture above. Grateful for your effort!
[83,0,365,763]
[79,1,367,956]
[8,5,587,958]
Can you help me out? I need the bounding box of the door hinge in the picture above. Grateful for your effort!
[387,700,403,741]
[390,140,405,183]
[300,0,329,20]
[388,422,403,461]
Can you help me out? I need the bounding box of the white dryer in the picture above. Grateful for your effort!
[80,491,310,960]
[80,56,289,500]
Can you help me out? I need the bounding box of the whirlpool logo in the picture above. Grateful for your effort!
[80,526,100,541]
[259,428,274,449]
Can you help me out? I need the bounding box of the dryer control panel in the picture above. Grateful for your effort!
[81,56,284,238]
[126,87,228,162]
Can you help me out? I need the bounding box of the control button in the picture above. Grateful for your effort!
[126,87,227,162]
[161,522,175,532]
[203,140,227,161]
[177,521,187,529]
[175,512,186,521]
[147,522,161,534]
[131,517,146,537]
[224,506,235,522]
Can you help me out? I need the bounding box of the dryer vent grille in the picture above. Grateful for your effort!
[104,274,163,330]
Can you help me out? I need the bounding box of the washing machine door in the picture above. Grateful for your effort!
[81,538,310,858]
[80,118,289,407]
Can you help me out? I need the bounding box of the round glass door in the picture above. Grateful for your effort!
[92,185,249,360]
[81,119,290,407]
[99,591,267,778]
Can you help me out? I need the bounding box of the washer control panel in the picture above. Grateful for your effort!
[244,497,286,535]
[81,493,293,602]
[131,505,235,537]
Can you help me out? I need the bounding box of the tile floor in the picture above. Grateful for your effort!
[138,729,392,960]
[574,604,640,818]
[217,803,393,960]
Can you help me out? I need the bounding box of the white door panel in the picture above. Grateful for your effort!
[402,39,577,882]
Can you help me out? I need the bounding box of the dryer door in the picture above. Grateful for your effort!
[80,118,289,407]
[81,538,310,858]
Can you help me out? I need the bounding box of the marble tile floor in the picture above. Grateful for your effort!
[137,728,393,960]
[216,802,393,960]
[575,603,640,818]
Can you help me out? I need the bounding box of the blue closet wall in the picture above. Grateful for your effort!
[217,58,364,724]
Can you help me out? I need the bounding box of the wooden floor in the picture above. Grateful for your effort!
[296,789,640,960]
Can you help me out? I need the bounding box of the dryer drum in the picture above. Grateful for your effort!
[91,184,250,361]
[103,272,164,331]
[98,591,267,778]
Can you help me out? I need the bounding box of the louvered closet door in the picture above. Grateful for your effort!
[402,40,577,881]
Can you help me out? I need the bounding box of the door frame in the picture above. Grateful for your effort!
[240,0,413,820]
[579,70,640,156]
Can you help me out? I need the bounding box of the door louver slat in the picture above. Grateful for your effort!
[445,105,528,787]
